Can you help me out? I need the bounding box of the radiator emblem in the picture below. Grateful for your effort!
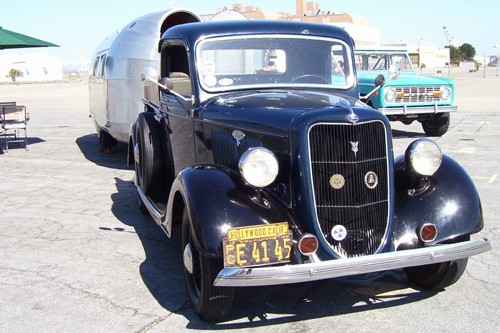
[232,130,245,146]
[329,174,345,189]
[350,141,359,158]
[364,171,379,189]
[331,225,347,241]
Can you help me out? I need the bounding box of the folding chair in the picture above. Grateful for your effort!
[1,104,29,151]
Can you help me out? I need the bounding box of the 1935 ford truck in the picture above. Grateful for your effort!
[129,20,490,321]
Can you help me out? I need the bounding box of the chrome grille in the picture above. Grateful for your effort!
[395,86,441,103]
[308,121,389,258]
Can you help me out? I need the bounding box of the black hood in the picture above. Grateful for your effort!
[201,90,365,135]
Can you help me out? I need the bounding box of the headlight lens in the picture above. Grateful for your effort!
[239,147,279,187]
[405,139,442,177]
[384,87,397,103]
[440,86,452,101]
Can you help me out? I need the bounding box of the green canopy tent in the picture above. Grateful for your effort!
[0,26,59,49]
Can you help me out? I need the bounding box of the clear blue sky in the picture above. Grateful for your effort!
[1,0,499,63]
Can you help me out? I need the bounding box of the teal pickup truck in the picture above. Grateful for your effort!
[355,50,457,136]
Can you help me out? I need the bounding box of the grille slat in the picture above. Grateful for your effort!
[308,122,389,258]
[395,86,441,103]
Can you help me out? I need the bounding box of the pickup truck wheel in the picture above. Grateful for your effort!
[135,112,164,195]
[181,208,234,321]
[422,113,450,136]
[405,258,468,289]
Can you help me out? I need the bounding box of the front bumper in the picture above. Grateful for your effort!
[214,237,491,287]
[379,105,457,115]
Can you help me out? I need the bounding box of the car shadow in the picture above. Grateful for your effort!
[108,175,440,329]
[391,129,426,139]
[75,133,133,170]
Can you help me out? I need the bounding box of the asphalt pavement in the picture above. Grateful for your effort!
[0,68,499,332]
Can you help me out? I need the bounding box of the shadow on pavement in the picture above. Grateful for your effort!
[0,136,45,150]
[75,133,133,170]
[391,129,426,139]
[110,177,201,323]
[109,176,440,329]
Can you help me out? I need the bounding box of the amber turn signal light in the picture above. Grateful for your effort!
[418,223,437,242]
[298,234,319,255]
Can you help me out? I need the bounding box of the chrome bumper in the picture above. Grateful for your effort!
[379,105,458,115]
[214,237,491,287]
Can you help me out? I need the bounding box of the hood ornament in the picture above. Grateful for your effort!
[232,130,245,146]
[335,99,359,124]
[350,141,359,158]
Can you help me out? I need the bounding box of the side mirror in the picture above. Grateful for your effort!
[388,63,400,80]
[361,64,401,103]
[141,67,193,105]
[141,67,160,87]
[375,74,385,87]
[141,67,174,91]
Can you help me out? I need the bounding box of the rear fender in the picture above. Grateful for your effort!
[168,165,291,258]
[393,154,483,248]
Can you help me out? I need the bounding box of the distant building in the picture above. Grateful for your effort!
[0,52,63,82]
[200,1,380,47]
[200,0,450,68]
[63,56,91,80]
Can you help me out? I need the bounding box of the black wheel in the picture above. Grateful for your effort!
[135,112,164,195]
[181,208,234,321]
[422,113,450,136]
[405,258,468,289]
[99,130,117,154]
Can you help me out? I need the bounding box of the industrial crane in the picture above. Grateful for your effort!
[442,26,456,46]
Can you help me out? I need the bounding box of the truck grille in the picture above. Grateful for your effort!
[308,121,389,258]
[394,86,442,103]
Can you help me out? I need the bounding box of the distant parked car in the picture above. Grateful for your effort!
[355,50,457,136]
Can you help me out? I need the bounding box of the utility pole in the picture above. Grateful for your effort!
[442,26,454,76]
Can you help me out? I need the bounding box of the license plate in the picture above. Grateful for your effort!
[223,222,293,268]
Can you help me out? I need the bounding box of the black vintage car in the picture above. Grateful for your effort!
[129,20,491,321]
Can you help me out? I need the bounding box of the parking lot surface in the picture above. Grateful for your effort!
[1,69,499,332]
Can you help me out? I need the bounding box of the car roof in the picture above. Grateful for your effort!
[162,20,354,45]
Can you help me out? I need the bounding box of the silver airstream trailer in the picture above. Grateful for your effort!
[89,9,201,152]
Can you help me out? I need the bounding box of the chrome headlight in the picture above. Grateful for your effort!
[405,139,442,177]
[384,87,397,103]
[440,86,452,101]
[239,147,279,188]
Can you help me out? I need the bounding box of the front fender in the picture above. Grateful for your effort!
[169,165,292,258]
[393,154,483,248]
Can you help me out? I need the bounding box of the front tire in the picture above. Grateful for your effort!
[422,112,450,136]
[405,258,468,289]
[181,208,234,321]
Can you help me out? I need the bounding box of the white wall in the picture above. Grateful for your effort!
[0,52,63,82]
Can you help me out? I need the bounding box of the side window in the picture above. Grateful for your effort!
[98,54,106,77]
[92,56,100,76]
[92,54,106,77]
[163,45,191,96]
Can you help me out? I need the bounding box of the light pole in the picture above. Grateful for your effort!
[494,43,500,77]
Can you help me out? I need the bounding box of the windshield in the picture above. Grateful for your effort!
[355,52,413,71]
[196,35,354,93]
